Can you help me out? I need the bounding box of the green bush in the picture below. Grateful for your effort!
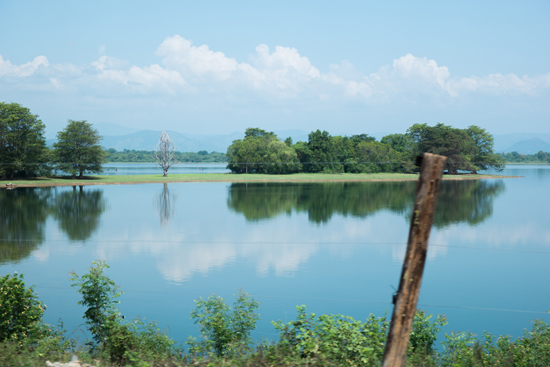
[0,272,45,344]
[409,309,448,356]
[70,260,182,365]
[440,319,550,367]
[273,306,447,366]
[187,289,261,357]
[69,259,123,349]
[273,305,389,365]
[106,318,181,365]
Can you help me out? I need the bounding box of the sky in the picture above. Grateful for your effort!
[1,0,549,138]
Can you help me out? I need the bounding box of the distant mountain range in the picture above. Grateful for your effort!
[493,134,550,154]
[45,123,550,154]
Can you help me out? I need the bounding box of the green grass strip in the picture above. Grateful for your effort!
[0,172,519,188]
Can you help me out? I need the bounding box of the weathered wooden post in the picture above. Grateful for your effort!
[382,153,447,367]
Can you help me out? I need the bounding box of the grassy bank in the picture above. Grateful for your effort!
[0,172,518,188]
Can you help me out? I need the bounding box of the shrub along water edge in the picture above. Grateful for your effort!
[0,262,548,366]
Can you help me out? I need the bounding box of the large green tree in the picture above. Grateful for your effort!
[407,123,477,174]
[53,120,106,178]
[0,102,48,179]
[466,125,505,173]
[226,128,289,174]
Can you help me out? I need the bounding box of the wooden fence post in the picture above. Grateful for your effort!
[382,153,447,367]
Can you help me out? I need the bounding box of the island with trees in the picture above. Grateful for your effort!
[225,124,506,175]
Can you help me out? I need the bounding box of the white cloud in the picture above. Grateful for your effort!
[156,35,238,81]
[0,54,49,77]
[1,39,549,102]
[392,54,450,89]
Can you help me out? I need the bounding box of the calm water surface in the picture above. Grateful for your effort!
[1,165,549,344]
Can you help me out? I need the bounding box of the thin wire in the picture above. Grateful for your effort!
[1,239,549,254]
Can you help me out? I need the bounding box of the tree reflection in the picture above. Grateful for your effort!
[0,187,53,264]
[156,183,176,226]
[52,186,106,241]
[432,180,505,228]
[227,180,505,227]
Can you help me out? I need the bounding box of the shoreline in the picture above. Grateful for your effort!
[1,173,521,188]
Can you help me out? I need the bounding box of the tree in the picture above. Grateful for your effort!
[306,130,341,173]
[153,131,178,177]
[407,123,477,174]
[466,125,505,173]
[53,120,106,179]
[226,128,280,174]
[0,102,48,179]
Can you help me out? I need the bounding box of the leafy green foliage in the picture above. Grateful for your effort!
[273,305,390,365]
[53,120,106,178]
[69,260,122,348]
[187,289,261,357]
[409,309,448,356]
[105,318,180,365]
[227,124,503,175]
[273,306,449,366]
[441,319,550,366]
[227,128,300,174]
[0,272,45,343]
[0,102,48,179]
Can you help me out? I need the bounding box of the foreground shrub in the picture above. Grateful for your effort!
[441,319,550,367]
[106,317,181,365]
[70,260,184,365]
[69,259,123,351]
[273,306,447,366]
[187,289,261,357]
[0,272,46,344]
[272,305,390,365]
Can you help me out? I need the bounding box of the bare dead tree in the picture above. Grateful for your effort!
[153,131,178,177]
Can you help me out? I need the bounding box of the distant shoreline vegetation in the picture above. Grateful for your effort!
[102,149,550,166]
[498,151,550,164]
[105,149,227,163]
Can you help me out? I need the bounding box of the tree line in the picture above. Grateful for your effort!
[226,125,506,174]
[106,148,226,163]
[498,151,550,163]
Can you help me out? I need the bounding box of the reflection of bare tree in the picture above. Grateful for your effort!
[156,183,176,226]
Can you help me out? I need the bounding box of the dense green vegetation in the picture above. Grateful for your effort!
[1,262,549,366]
[227,125,505,175]
[498,151,550,164]
[105,148,227,163]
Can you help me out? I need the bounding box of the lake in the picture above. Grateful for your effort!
[1,165,549,346]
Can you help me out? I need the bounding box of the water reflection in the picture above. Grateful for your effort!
[156,183,176,226]
[433,180,505,228]
[52,186,106,241]
[227,180,505,227]
[0,186,106,263]
[0,188,53,264]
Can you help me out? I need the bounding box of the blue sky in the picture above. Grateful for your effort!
[1,0,549,137]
